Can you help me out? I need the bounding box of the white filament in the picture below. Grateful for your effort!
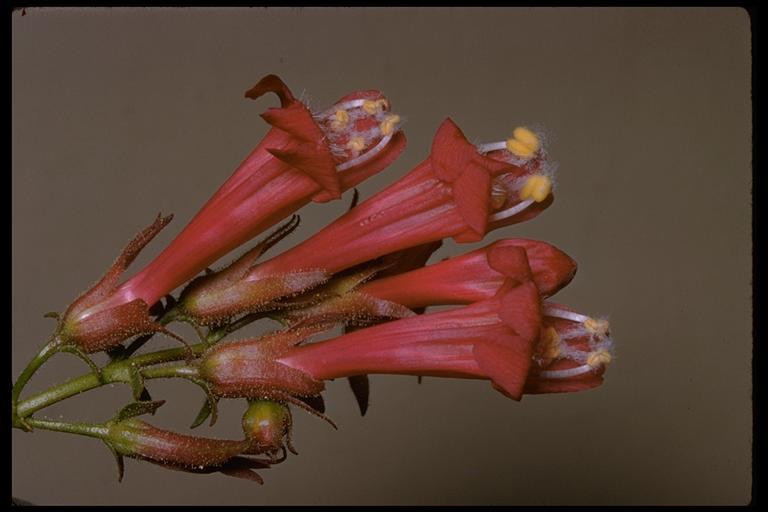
[544,306,590,324]
[488,199,534,222]
[476,141,508,154]
[538,364,595,380]
[316,99,369,119]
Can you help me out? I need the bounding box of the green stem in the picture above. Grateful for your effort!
[11,335,63,407]
[15,344,206,419]
[16,371,105,419]
[23,417,109,439]
[130,343,207,367]
[13,309,272,422]
[141,363,199,380]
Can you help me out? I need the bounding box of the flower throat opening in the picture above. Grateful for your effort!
[314,98,403,172]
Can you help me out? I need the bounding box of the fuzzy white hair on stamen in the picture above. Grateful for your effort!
[359,127,382,144]
[347,109,369,122]
[557,326,588,341]
[539,160,559,193]
[592,336,615,355]
[316,99,369,119]
[529,123,553,147]
[329,144,348,158]
[559,343,589,363]
[299,89,316,110]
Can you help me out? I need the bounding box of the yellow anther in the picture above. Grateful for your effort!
[346,136,366,153]
[506,126,541,159]
[513,127,541,152]
[518,175,552,202]
[586,350,612,368]
[506,139,535,159]
[379,115,401,136]
[363,100,380,114]
[584,317,610,336]
[540,327,561,359]
[330,109,350,131]
[336,109,350,123]
[335,110,350,123]
[363,98,388,114]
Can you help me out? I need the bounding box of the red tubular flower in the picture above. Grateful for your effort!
[525,302,614,394]
[358,238,577,308]
[180,118,555,324]
[197,278,543,402]
[60,74,405,351]
[251,118,552,275]
[106,418,270,482]
[277,239,575,329]
[198,327,327,401]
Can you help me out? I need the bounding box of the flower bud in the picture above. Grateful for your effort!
[242,400,292,454]
[106,417,268,482]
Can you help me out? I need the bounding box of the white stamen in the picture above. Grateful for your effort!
[336,132,394,172]
[488,199,535,222]
[558,328,585,341]
[476,141,508,154]
[317,99,369,119]
[544,306,590,324]
[347,109,369,122]
[538,364,596,380]
[559,344,589,362]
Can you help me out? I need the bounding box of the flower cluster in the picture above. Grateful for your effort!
[12,74,613,484]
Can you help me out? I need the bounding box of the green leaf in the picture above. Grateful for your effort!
[128,365,147,401]
[113,400,166,422]
[190,399,212,429]
[103,441,125,482]
[189,378,219,427]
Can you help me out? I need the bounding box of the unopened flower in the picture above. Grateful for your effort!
[106,418,269,482]
[358,238,577,307]
[241,400,294,456]
[59,74,405,351]
[180,118,555,325]
[279,238,575,328]
[197,279,542,401]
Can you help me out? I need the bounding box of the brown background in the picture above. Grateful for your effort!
[12,7,752,505]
